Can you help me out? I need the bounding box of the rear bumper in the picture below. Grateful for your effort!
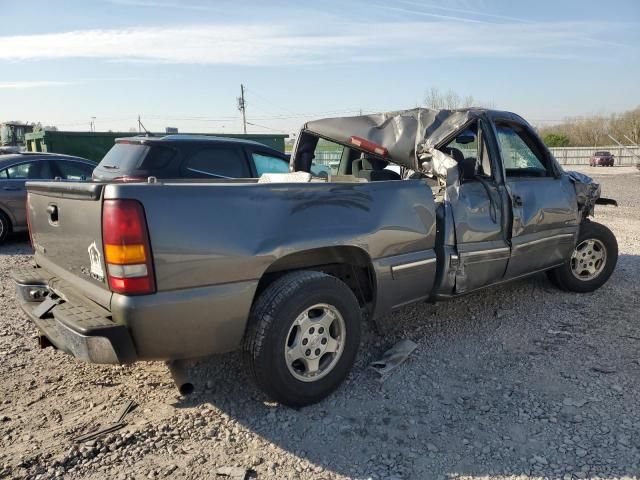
[12,265,258,363]
[12,266,137,364]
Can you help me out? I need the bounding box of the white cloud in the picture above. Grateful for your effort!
[0,80,74,89]
[0,20,627,66]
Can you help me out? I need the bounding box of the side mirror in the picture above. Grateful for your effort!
[455,130,476,145]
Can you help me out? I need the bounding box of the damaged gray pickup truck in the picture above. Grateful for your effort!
[13,108,618,407]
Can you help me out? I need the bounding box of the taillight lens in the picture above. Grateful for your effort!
[102,199,156,295]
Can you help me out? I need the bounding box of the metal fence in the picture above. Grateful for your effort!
[314,151,342,165]
[549,145,640,166]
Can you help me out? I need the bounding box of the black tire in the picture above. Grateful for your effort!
[0,211,10,245]
[243,270,361,407]
[547,221,618,293]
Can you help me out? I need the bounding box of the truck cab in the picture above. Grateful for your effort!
[292,109,587,300]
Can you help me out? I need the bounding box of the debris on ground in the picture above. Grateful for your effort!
[369,339,417,380]
[215,466,250,479]
[74,400,136,443]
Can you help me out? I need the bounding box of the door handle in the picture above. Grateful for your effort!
[47,204,59,224]
[2,186,22,191]
[512,195,523,208]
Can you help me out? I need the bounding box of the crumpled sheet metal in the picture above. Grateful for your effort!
[565,170,601,216]
[424,149,459,184]
[303,108,481,171]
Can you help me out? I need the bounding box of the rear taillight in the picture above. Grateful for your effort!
[102,199,156,295]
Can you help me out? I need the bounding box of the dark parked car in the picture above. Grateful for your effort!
[0,153,94,244]
[92,135,291,181]
[590,151,614,167]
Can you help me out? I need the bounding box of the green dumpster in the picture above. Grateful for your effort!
[25,131,288,162]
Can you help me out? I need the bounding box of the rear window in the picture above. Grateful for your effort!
[97,143,176,171]
[54,160,94,180]
[98,143,150,171]
[594,151,610,156]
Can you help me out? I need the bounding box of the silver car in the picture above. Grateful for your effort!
[0,153,95,244]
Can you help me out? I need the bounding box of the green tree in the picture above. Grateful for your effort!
[542,133,570,147]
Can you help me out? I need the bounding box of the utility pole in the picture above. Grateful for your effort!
[237,84,247,134]
[138,115,141,133]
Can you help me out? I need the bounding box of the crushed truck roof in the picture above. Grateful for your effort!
[301,107,604,214]
[303,107,531,171]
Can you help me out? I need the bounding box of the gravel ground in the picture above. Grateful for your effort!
[1,166,639,480]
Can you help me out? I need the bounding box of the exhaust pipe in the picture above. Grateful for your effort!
[166,360,195,396]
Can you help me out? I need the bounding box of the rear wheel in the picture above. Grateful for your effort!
[547,221,618,292]
[0,211,10,245]
[243,270,361,407]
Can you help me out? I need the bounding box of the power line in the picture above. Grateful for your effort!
[245,121,289,133]
[245,86,299,117]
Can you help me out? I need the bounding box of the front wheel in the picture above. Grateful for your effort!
[547,221,618,292]
[243,271,361,407]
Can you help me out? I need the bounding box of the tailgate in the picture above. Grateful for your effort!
[27,181,112,308]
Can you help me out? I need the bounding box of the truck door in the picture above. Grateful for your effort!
[446,119,511,293]
[493,119,579,279]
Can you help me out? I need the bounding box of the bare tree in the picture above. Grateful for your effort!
[424,87,481,109]
[538,106,640,147]
[611,107,640,144]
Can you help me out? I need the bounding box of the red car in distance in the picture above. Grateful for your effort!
[590,151,615,167]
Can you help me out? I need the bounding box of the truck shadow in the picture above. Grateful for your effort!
[173,254,640,479]
[0,233,32,255]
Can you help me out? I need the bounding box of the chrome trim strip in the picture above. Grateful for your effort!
[516,233,575,248]
[459,247,510,257]
[391,257,437,273]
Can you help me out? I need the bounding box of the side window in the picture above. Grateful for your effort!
[0,169,7,179]
[55,161,94,180]
[252,152,289,176]
[496,124,548,176]
[6,161,53,179]
[140,146,175,170]
[183,148,249,178]
[314,139,342,176]
[442,121,492,179]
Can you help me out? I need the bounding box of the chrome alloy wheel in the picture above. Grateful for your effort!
[284,303,346,383]
[571,238,607,281]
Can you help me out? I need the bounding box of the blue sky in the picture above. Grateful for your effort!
[1,0,639,135]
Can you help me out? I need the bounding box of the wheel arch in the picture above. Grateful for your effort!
[256,245,377,313]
